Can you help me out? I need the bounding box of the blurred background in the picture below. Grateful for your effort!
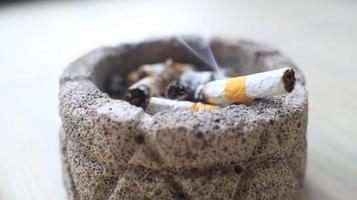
[0,0,356,199]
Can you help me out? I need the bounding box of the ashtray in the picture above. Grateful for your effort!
[59,36,308,200]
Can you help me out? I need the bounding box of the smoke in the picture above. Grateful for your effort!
[176,35,224,79]
[166,2,224,79]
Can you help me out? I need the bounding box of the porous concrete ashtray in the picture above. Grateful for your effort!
[59,36,308,200]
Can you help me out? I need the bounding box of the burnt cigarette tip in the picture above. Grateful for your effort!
[126,87,149,108]
[283,68,296,93]
[166,81,192,100]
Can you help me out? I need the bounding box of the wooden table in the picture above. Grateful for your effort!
[0,0,356,199]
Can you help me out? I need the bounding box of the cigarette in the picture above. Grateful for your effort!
[202,68,296,105]
[128,63,165,85]
[127,77,158,107]
[146,97,218,115]
[165,80,193,101]
[155,59,193,94]
[166,70,228,101]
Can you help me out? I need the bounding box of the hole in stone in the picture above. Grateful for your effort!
[134,134,145,144]
[233,165,243,174]
[196,132,203,139]
[175,192,185,199]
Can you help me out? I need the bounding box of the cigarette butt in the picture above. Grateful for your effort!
[142,63,166,75]
[166,70,229,101]
[128,63,165,85]
[127,77,158,107]
[126,86,149,108]
[129,76,160,95]
[146,97,218,115]
[166,80,193,101]
[156,60,193,94]
[203,68,296,105]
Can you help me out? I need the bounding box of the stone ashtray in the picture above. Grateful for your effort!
[59,36,308,200]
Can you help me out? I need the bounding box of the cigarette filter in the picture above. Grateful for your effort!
[202,68,295,105]
[146,97,218,115]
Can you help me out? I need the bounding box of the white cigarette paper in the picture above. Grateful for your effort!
[203,68,295,105]
[146,97,218,115]
[140,63,165,76]
[179,69,234,89]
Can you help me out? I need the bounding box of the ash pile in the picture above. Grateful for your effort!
[109,59,296,115]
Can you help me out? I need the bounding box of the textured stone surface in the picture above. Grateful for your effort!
[59,36,308,200]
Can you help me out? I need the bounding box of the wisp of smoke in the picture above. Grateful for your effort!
[176,35,224,79]
[166,5,223,79]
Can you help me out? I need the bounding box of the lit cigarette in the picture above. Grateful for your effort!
[202,68,296,105]
[146,97,218,115]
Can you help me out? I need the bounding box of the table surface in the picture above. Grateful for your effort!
[0,0,356,199]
